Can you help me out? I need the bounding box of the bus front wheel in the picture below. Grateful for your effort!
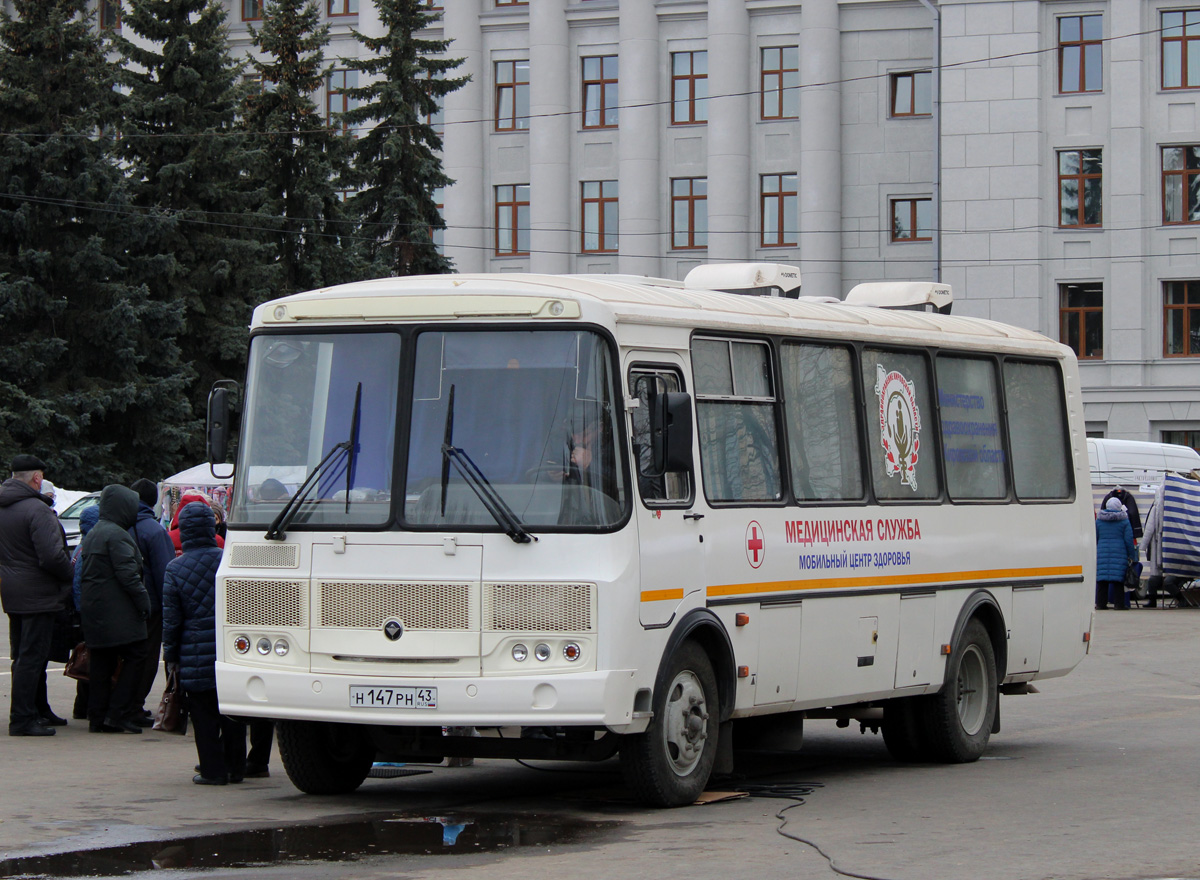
[923,619,998,763]
[277,720,375,794]
[620,641,719,807]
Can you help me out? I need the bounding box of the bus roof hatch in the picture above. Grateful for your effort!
[684,263,802,299]
[843,281,954,314]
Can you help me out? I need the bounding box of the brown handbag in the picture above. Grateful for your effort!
[153,665,189,734]
[62,642,123,683]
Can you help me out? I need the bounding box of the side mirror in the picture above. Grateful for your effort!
[207,381,238,468]
[651,391,693,475]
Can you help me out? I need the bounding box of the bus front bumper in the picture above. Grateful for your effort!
[215,662,649,733]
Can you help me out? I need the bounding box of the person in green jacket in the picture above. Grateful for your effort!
[78,485,150,734]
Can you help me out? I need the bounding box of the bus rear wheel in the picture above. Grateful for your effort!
[621,641,719,807]
[922,619,998,763]
[277,720,375,794]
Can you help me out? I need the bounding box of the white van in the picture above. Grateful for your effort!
[1088,438,1200,487]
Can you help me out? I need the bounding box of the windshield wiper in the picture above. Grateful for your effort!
[439,384,536,544]
[344,382,362,514]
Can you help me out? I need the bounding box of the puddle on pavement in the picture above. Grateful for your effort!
[0,813,612,878]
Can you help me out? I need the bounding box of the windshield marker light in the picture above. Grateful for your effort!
[549,300,565,316]
[534,643,552,662]
[563,643,582,662]
[512,643,528,662]
[256,638,271,656]
[234,635,250,654]
[273,305,287,321]
[274,639,290,657]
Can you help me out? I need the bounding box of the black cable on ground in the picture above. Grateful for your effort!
[736,781,900,880]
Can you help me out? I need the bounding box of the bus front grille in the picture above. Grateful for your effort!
[225,579,306,627]
[226,543,300,569]
[484,582,596,632]
[318,581,474,630]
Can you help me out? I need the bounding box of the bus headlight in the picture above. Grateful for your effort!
[234,635,250,654]
[534,643,552,662]
[512,643,528,662]
[563,643,582,662]
[273,639,289,657]
[256,638,271,656]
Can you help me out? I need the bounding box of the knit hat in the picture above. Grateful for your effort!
[1105,497,1123,512]
[39,479,56,502]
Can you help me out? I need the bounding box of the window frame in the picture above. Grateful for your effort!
[671,177,708,250]
[760,46,799,121]
[1163,9,1200,90]
[890,197,933,243]
[1163,279,1200,356]
[582,55,619,130]
[760,173,798,248]
[494,184,530,257]
[325,69,357,133]
[670,50,708,125]
[1162,145,1200,224]
[628,364,694,508]
[1058,14,1103,94]
[327,0,357,16]
[581,180,618,254]
[494,60,530,132]
[99,0,121,29]
[1058,148,1103,228]
[1058,282,1104,360]
[935,353,1011,502]
[241,0,263,21]
[889,70,932,118]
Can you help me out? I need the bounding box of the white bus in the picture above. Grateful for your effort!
[209,264,1095,806]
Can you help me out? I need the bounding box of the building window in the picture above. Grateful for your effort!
[890,71,931,117]
[495,60,530,131]
[1058,148,1102,227]
[242,0,263,21]
[496,0,527,5]
[760,46,798,120]
[890,197,932,242]
[582,56,618,129]
[99,0,121,28]
[328,0,357,14]
[671,51,708,125]
[1163,146,1200,224]
[1161,429,1200,451]
[1163,10,1200,89]
[1164,280,1200,356]
[326,70,357,132]
[1059,282,1103,360]
[495,184,530,256]
[423,0,442,10]
[760,173,797,247]
[581,180,618,253]
[671,178,707,250]
[1059,15,1102,93]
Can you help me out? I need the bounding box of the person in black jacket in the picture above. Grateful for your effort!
[78,485,150,734]
[163,502,246,785]
[127,478,175,725]
[0,454,74,736]
[1102,486,1143,540]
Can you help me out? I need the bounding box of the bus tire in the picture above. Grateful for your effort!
[881,697,931,762]
[922,619,997,763]
[277,720,375,794]
[620,641,719,807]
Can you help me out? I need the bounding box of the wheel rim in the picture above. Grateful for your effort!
[661,669,710,777]
[955,644,988,736]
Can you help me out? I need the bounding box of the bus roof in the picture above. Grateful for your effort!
[252,272,1066,356]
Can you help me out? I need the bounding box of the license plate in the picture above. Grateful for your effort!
[349,685,438,709]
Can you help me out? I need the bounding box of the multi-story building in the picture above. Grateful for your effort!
[116,0,1200,444]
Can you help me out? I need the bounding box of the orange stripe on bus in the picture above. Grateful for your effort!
[706,566,1084,599]
[641,588,686,603]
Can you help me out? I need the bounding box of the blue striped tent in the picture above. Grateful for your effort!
[1161,474,1200,578]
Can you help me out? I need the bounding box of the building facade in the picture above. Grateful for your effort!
[132,0,1200,444]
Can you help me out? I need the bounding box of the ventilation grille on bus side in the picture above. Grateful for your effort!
[226,543,300,569]
[318,581,473,630]
[484,582,595,632]
[225,579,306,628]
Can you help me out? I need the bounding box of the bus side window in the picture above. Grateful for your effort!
[629,369,692,504]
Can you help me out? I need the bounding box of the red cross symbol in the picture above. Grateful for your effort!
[746,520,765,569]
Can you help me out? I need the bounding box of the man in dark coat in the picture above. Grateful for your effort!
[163,502,246,784]
[0,454,74,736]
[78,484,150,734]
[127,478,175,725]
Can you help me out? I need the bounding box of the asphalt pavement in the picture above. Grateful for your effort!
[1,605,1198,880]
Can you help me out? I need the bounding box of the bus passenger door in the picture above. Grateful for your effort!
[627,360,706,627]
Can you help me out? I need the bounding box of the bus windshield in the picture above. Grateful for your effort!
[404,329,627,530]
[230,327,627,532]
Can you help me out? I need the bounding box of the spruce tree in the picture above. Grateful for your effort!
[242,0,358,294]
[115,0,276,443]
[342,0,465,276]
[0,0,195,485]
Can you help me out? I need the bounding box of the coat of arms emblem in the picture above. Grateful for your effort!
[875,364,921,491]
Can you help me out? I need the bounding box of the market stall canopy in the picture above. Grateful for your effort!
[159,463,234,524]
